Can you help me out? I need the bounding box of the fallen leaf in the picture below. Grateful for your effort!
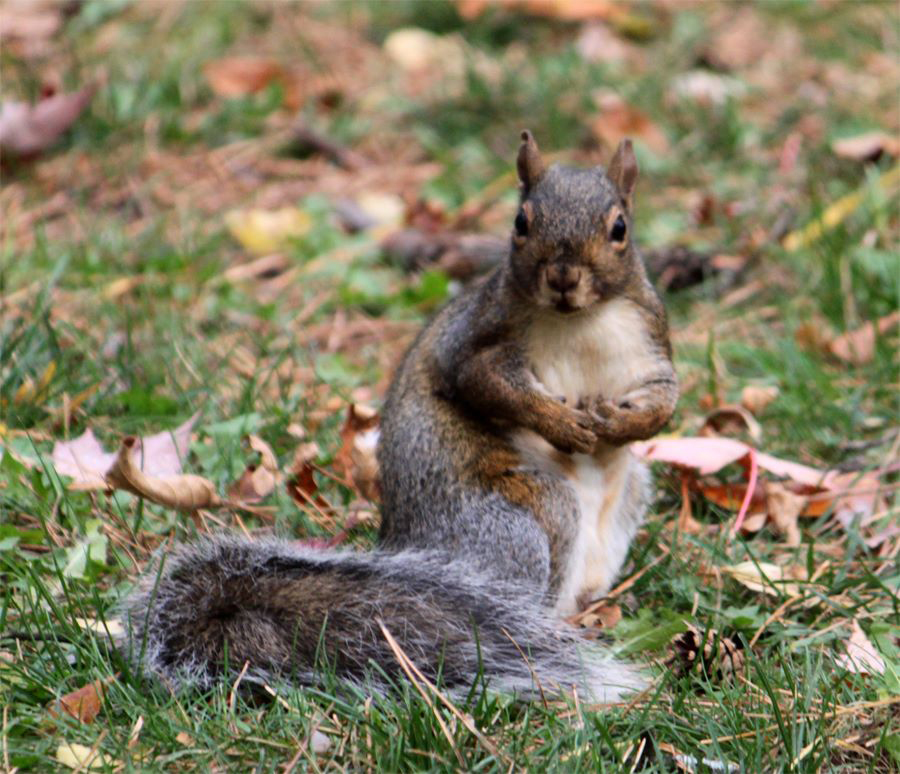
[635,436,826,485]
[56,742,115,771]
[286,442,329,509]
[723,561,805,598]
[52,414,197,489]
[764,481,806,547]
[0,86,96,157]
[55,679,112,724]
[225,207,312,255]
[828,310,900,366]
[677,474,704,534]
[11,359,56,405]
[591,91,668,155]
[783,163,900,251]
[228,464,276,504]
[835,620,885,675]
[333,404,381,501]
[128,716,144,748]
[175,732,195,747]
[832,131,900,162]
[73,617,124,638]
[740,385,779,415]
[248,435,278,471]
[699,404,762,443]
[203,57,285,98]
[105,437,221,510]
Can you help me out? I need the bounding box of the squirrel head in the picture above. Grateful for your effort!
[510,130,640,314]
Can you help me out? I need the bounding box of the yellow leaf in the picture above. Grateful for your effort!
[56,742,115,770]
[783,163,900,252]
[13,360,56,405]
[225,207,312,255]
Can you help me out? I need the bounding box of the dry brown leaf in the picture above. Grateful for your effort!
[591,91,668,155]
[740,385,779,415]
[175,732,195,747]
[248,435,278,471]
[829,310,900,365]
[228,464,276,504]
[54,678,113,724]
[105,437,221,510]
[698,481,765,514]
[333,404,381,501]
[228,434,281,503]
[0,86,96,157]
[739,512,768,533]
[832,131,900,162]
[764,481,806,547]
[203,57,288,99]
[835,620,885,675]
[286,442,329,508]
[677,475,704,535]
[699,404,762,443]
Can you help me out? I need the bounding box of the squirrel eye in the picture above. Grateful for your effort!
[610,214,627,243]
[514,209,529,237]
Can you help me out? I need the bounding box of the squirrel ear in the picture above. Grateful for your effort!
[607,139,638,207]
[517,130,545,194]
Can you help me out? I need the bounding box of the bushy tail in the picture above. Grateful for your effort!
[120,535,644,702]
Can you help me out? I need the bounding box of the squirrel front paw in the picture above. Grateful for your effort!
[580,396,630,443]
[539,408,598,454]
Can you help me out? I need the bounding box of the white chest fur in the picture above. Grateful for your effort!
[518,298,656,614]
[525,297,659,406]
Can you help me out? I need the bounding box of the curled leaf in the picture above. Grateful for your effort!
[105,437,221,510]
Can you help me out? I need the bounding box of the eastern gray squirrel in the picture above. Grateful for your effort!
[121,132,678,702]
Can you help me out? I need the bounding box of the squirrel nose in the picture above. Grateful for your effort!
[545,264,582,293]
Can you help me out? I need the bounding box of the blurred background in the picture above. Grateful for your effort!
[2,0,897,454]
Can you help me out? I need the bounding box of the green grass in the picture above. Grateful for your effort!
[1,1,898,771]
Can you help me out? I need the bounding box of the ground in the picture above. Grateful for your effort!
[1,1,898,771]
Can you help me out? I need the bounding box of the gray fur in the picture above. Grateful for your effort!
[121,535,643,701]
